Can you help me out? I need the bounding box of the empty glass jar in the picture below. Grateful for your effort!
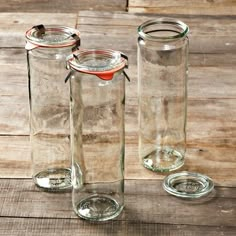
[137,18,189,172]
[67,49,128,221]
[25,24,80,190]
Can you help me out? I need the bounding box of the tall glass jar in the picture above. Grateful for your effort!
[25,25,80,190]
[67,49,127,221]
[138,18,189,172]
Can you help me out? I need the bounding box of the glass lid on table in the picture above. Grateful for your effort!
[163,171,214,199]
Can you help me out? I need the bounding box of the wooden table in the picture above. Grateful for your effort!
[0,1,236,235]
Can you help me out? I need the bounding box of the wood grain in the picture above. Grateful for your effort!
[0,136,30,177]
[0,135,236,188]
[0,13,77,48]
[0,179,235,227]
[125,65,236,98]
[125,144,236,187]
[1,11,236,53]
[0,89,235,183]
[2,64,235,135]
[0,217,235,236]
[0,0,127,13]
[0,7,235,235]
[1,64,235,137]
[1,218,236,236]
[77,11,236,54]
[0,63,28,135]
[128,0,236,15]
[0,12,235,186]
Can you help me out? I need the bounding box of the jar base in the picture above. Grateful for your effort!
[33,168,71,191]
[143,147,184,172]
[74,195,123,221]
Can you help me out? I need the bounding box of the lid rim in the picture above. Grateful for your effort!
[67,49,128,80]
[163,171,214,199]
[25,25,80,49]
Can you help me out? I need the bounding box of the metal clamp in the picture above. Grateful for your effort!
[71,34,81,52]
[33,24,46,38]
[120,53,130,82]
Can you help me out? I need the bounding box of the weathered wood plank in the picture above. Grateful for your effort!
[0,0,127,13]
[77,11,236,54]
[0,13,77,48]
[0,48,235,135]
[0,49,29,135]
[0,135,236,187]
[126,65,236,98]
[0,63,29,135]
[0,217,235,236]
[0,12,235,186]
[125,97,236,184]
[126,97,236,146]
[1,12,236,57]
[78,10,236,27]
[128,0,236,15]
[0,9,234,235]
[77,10,236,36]
[0,179,235,227]
[187,99,236,148]
[0,136,30,177]
[1,11,236,54]
[0,50,235,183]
[125,144,236,187]
[189,53,236,67]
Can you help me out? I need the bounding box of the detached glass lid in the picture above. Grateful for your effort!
[25,24,80,48]
[67,49,128,80]
[163,171,214,199]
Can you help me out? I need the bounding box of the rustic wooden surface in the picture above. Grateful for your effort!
[0,0,127,13]
[0,1,236,235]
[129,0,236,15]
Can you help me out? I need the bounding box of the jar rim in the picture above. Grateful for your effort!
[138,18,189,41]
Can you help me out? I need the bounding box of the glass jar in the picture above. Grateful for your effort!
[137,18,189,172]
[67,49,128,221]
[25,25,80,190]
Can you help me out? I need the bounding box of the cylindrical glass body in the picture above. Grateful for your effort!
[27,47,72,190]
[26,25,80,190]
[138,18,189,172]
[70,68,125,221]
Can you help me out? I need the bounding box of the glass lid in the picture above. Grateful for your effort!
[67,49,127,80]
[163,171,214,199]
[25,24,80,48]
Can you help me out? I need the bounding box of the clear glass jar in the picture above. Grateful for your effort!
[25,25,80,190]
[67,49,127,221]
[137,18,189,172]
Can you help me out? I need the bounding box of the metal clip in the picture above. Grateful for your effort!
[25,24,46,50]
[71,34,80,52]
[33,24,46,38]
[123,70,130,82]
[73,53,79,60]
[120,52,129,69]
[120,53,130,81]
[65,71,73,83]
